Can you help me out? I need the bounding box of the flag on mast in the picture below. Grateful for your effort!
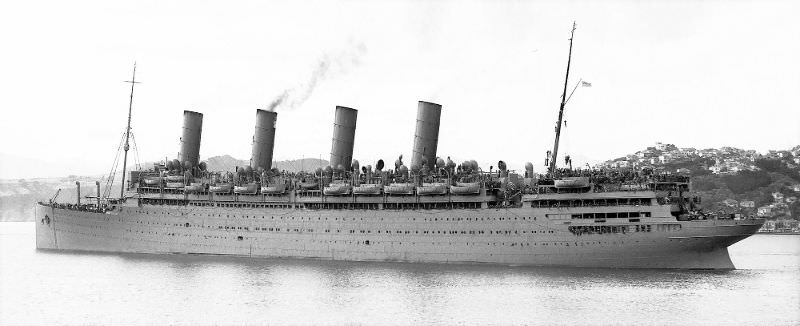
[581,81,592,87]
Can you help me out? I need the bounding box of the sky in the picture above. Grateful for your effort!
[1,0,798,179]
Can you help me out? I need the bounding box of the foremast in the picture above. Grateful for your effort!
[120,63,139,199]
[549,22,576,174]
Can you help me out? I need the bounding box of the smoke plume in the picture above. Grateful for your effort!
[267,41,367,111]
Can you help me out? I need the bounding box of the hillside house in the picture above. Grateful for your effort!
[723,199,739,207]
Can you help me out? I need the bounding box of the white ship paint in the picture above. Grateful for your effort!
[35,191,763,269]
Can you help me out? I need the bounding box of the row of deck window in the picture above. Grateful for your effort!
[132,209,540,223]
[144,199,489,210]
[567,224,680,235]
[199,225,559,235]
[546,212,653,220]
[119,225,619,247]
[194,202,293,209]
[531,198,652,208]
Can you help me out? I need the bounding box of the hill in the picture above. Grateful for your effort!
[205,155,329,173]
[0,156,329,222]
[599,143,800,220]
[0,176,121,222]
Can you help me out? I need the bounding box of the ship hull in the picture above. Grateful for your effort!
[35,203,763,269]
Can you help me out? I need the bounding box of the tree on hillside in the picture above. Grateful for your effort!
[722,170,772,194]
[692,175,721,191]
[756,158,800,182]
[664,157,714,176]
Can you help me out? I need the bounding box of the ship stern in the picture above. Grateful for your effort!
[35,203,58,250]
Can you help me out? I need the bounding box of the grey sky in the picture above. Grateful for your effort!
[1,0,798,179]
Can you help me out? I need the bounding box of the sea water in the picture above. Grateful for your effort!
[1,222,798,325]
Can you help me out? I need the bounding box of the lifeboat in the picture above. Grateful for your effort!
[300,182,319,190]
[184,183,204,193]
[234,183,259,194]
[143,177,163,186]
[209,184,233,193]
[323,183,351,196]
[620,184,648,191]
[554,177,590,188]
[353,184,382,195]
[385,183,415,195]
[165,175,185,182]
[417,183,448,195]
[261,183,286,194]
[165,182,184,188]
[450,182,480,195]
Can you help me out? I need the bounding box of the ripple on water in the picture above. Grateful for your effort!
[1,222,798,325]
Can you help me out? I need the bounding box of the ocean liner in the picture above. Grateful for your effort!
[35,25,763,269]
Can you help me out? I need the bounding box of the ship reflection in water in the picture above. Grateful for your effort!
[2,223,798,325]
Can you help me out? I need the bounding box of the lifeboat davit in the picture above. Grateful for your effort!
[234,183,259,194]
[385,183,415,195]
[450,182,480,195]
[323,183,351,195]
[417,183,448,195]
[209,184,233,193]
[353,184,382,195]
[554,177,590,188]
[261,183,286,194]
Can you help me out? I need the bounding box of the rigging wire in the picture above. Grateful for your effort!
[130,131,142,171]
[103,132,126,198]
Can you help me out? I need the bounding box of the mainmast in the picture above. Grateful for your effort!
[120,63,140,199]
[549,22,576,174]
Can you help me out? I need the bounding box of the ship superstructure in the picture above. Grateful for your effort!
[35,25,763,269]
